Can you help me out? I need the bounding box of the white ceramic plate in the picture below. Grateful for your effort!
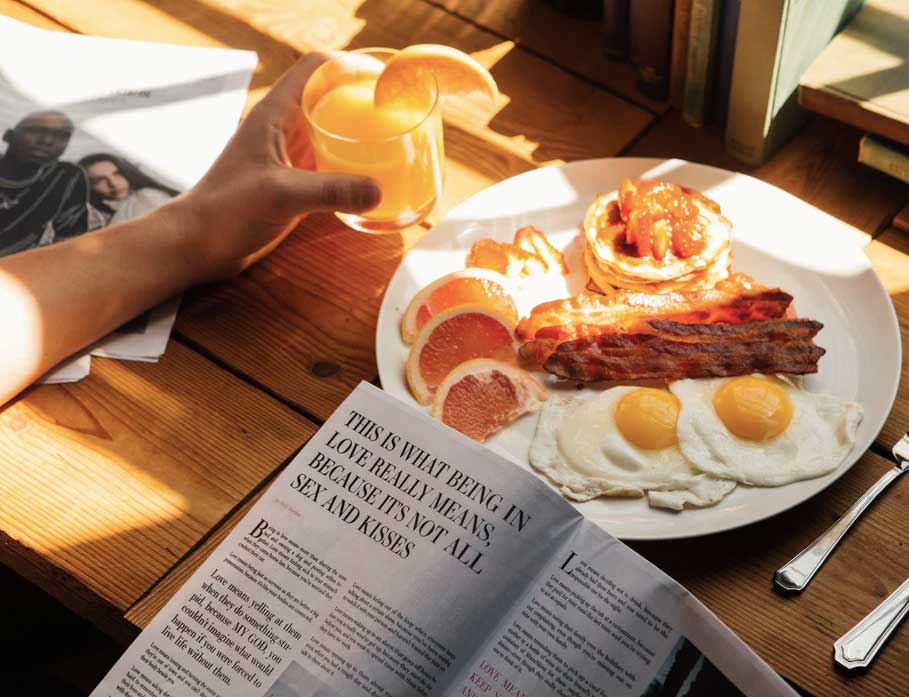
[376,159,901,540]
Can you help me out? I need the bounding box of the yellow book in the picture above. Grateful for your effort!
[858,134,909,184]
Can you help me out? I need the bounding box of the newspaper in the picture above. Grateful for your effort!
[0,16,256,377]
[92,383,796,697]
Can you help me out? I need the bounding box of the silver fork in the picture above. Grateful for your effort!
[774,433,909,593]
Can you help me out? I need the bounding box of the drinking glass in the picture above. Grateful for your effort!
[302,48,445,233]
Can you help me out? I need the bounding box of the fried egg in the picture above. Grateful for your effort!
[670,376,863,486]
[529,387,735,509]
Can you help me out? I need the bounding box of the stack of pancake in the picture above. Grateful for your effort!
[583,181,732,293]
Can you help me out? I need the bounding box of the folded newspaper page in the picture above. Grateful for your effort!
[91,383,796,697]
[0,16,256,375]
[35,351,90,384]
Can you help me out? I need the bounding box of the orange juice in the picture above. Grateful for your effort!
[304,53,444,232]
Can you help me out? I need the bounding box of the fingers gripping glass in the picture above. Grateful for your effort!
[302,48,445,233]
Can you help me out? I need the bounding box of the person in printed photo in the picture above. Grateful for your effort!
[79,153,180,227]
[0,110,89,255]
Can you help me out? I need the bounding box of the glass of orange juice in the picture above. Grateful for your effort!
[302,48,445,233]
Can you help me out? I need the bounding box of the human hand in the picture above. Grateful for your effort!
[177,53,382,280]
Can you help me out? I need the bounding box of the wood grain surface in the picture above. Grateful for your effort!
[632,448,909,697]
[3,2,909,695]
[430,0,669,113]
[125,489,264,629]
[0,339,315,635]
[864,227,909,450]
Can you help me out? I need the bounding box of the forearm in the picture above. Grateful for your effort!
[0,197,202,403]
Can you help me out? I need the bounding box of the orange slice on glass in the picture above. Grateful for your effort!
[431,359,548,442]
[373,44,498,108]
[401,268,517,344]
[406,305,516,404]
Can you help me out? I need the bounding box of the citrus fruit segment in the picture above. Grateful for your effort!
[513,225,568,274]
[466,238,549,278]
[431,359,548,442]
[406,305,517,404]
[373,44,498,108]
[401,268,517,344]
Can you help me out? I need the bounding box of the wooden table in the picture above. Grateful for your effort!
[1,2,907,695]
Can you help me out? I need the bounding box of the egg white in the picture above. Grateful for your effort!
[670,377,863,487]
[529,388,735,508]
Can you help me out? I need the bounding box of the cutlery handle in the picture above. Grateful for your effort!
[774,467,906,593]
[834,578,909,670]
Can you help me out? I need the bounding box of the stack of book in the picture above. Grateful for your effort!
[605,0,869,166]
[799,0,909,187]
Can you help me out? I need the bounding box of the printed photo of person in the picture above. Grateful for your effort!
[641,635,744,697]
[79,152,179,228]
[77,153,182,334]
[0,110,89,255]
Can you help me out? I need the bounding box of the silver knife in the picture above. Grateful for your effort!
[834,577,909,670]
[774,433,909,593]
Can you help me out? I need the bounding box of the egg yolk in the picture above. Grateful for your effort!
[713,376,794,442]
[614,388,680,450]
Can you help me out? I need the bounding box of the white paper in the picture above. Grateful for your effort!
[0,16,256,368]
[90,297,181,362]
[91,384,796,697]
[36,351,91,384]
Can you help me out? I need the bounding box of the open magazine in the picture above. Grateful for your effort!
[92,383,796,697]
[0,16,256,379]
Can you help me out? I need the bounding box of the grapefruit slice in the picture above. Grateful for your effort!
[406,305,517,404]
[401,268,517,344]
[431,359,548,442]
[374,44,498,108]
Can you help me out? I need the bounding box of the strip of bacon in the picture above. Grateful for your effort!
[518,290,795,364]
[540,318,825,382]
[517,287,792,342]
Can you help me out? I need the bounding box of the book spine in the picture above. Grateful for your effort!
[858,135,909,184]
[603,0,630,60]
[669,0,693,109]
[723,0,787,165]
[711,0,740,126]
[682,0,721,127]
[629,0,675,101]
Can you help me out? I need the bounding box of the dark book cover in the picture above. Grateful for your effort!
[629,0,675,100]
[711,0,740,127]
[603,0,630,59]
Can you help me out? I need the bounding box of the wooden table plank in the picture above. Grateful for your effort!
[175,214,418,419]
[2,0,62,27]
[6,6,907,696]
[864,228,909,450]
[24,0,651,421]
[0,341,316,638]
[626,110,909,238]
[632,448,909,697]
[429,0,669,113]
[124,488,264,629]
